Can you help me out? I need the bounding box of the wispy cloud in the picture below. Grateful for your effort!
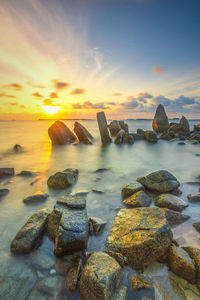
[71,88,85,95]
[3,83,23,90]
[53,80,70,90]
[152,66,164,74]
[0,92,15,98]
[50,92,58,98]
[32,92,43,98]
[72,101,109,109]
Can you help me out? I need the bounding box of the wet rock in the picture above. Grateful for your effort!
[114,129,134,144]
[192,222,200,233]
[17,170,40,177]
[74,121,94,144]
[155,194,188,212]
[168,116,190,137]
[106,207,173,269]
[187,192,200,203]
[47,168,79,189]
[105,250,128,267]
[48,120,76,144]
[23,193,49,204]
[36,275,64,299]
[121,181,143,199]
[160,132,175,141]
[137,170,180,193]
[31,251,55,270]
[11,208,50,254]
[95,168,109,173]
[13,144,23,153]
[55,251,82,275]
[79,252,124,300]
[131,274,153,292]
[130,133,145,140]
[119,120,129,133]
[28,290,48,300]
[168,244,196,284]
[183,246,200,289]
[0,188,9,198]
[123,190,152,207]
[108,120,122,136]
[89,217,107,234]
[57,193,86,209]
[92,188,105,193]
[143,130,158,143]
[0,168,14,179]
[137,128,145,135]
[161,208,190,227]
[66,257,82,291]
[152,104,169,133]
[97,112,112,145]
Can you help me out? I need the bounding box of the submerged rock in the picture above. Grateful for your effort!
[137,170,180,193]
[31,251,55,270]
[161,208,190,227]
[48,120,76,145]
[97,112,112,145]
[23,193,49,204]
[123,190,152,207]
[74,121,94,144]
[17,170,40,177]
[155,194,188,212]
[0,168,14,179]
[143,130,158,143]
[79,252,125,300]
[187,192,200,203]
[106,207,173,269]
[66,257,82,291]
[89,217,107,234]
[47,168,79,189]
[0,188,9,198]
[11,208,50,254]
[121,181,143,199]
[152,104,169,133]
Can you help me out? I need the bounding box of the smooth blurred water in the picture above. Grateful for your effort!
[0,119,200,300]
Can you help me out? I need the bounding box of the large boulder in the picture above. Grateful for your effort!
[74,121,94,144]
[143,130,158,143]
[121,182,143,199]
[97,112,112,145]
[0,168,14,179]
[47,168,78,189]
[79,252,126,300]
[48,120,76,145]
[10,208,50,254]
[152,104,169,133]
[168,116,190,137]
[123,190,152,207]
[155,194,188,212]
[47,194,89,255]
[180,116,190,133]
[106,207,173,269]
[108,120,121,137]
[137,170,180,193]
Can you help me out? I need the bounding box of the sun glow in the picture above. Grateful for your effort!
[43,105,60,114]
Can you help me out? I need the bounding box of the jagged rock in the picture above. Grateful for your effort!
[131,274,153,292]
[23,193,49,204]
[183,246,200,289]
[0,189,9,198]
[121,182,143,199]
[106,207,173,269]
[123,190,152,207]
[152,104,169,133]
[17,170,40,177]
[192,222,200,233]
[89,217,107,234]
[108,120,122,136]
[168,244,196,284]
[187,192,200,203]
[161,208,190,227]
[48,120,76,145]
[155,194,188,212]
[143,130,158,143]
[137,170,180,193]
[10,208,50,254]
[79,252,125,300]
[0,168,14,179]
[66,258,82,291]
[74,121,94,144]
[168,116,190,137]
[97,112,112,145]
[47,168,78,189]
[13,144,23,153]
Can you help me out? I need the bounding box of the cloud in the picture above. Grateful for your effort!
[43,98,61,107]
[27,82,46,89]
[121,97,139,109]
[138,92,153,98]
[53,80,69,90]
[3,83,23,90]
[7,102,25,108]
[71,88,85,95]
[108,102,117,105]
[72,101,109,109]
[113,92,122,97]
[0,93,15,98]
[152,66,164,74]
[32,92,43,98]
[50,92,58,98]
[153,95,171,106]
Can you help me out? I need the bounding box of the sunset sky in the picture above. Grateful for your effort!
[0,0,200,120]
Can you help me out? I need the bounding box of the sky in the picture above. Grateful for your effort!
[0,0,200,120]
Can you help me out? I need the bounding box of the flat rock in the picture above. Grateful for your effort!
[121,181,143,199]
[106,207,173,269]
[0,189,9,197]
[57,193,86,209]
[89,217,107,234]
[187,193,200,203]
[79,252,124,300]
[74,121,94,144]
[0,168,14,179]
[48,120,76,145]
[161,208,190,227]
[137,170,180,193]
[123,190,152,207]
[66,258,82,291]
[47,168,79,189]
[17,170,40,177]
[23,193,49,204]
[11,208,50,254]
[155,194,188,212]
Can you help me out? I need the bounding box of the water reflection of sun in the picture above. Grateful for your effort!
[43,105,60,114]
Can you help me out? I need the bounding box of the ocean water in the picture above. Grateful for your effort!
[0,119,200,300]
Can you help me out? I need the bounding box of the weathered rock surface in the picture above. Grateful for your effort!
[47,168,79,189]
[130,133,145,140]
[160,132,175,141]
[23,193,49,204]
[108,120,122,137]
[131,274,153,292]
[183,246,200,289]
[121,182,143,199]
[17,170,40,177]
[0,168,14,179]
[97,112,112,145]
[74,121,94,144]
[114,129,134,144]
[180,116,190,133]
[187,192,200,203]
[143,130,158,143]
[192,222,200,233]
[11,208,50,254]
[152,104,169,133]
[106,207,173,269]
[48,120,76,145]
[168,244,196,284]
[0,188,9,198]
[119,120,129,133]
[161,208,190,227]
[89,217,107,234]
[155,194,188,212]
[137,170,180,193]
[105,251,128,267]
[123,190,152,207]
[79,252,124,300]
[66,258,82,291]
[168,116,190,137]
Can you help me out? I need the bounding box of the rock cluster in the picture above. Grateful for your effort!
[47,168,79,189]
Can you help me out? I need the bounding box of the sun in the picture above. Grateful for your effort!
[43,105,60,114]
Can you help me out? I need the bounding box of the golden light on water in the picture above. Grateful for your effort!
[43,105,60,114]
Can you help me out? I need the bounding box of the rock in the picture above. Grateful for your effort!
[168,116,190,137]
[137,170,180,193]
[180,116,190,133]
[108,120,122,136]
[17,170,40,177]
[89,217,107,234]
[28,290,47,300]
[92,188,105,193]
[95,168,109,173]
[194,124,200,133]
[183,246,200,289]
[160,132,175,140]
[66,258,82,291]
[23,193,49,204]
[143,130,158,143]
[131,274,153,292]
[79,252,124,300]
[192,222,200,233]
[152,104,169,133]
[36,275,64,299]
[13,144,23,153]
[55,251,82,275]
[161,208,190,227]
[123,190,152,207]
[105,251,128,267]
[0,188,9,198]
[97,112,112,145]
[187,192,200,203]
[0,168,14,179]
[31,251,55,270]
[10,208,50,254]
[106,207,173,269]
[119,121,129,133]
[47,168,79,189]
[137,128,145,135]
[121,182,143,199]
[130,133,145,140]
[57,193,86,209]
[48,120,76,145]
[114,129,134,144]
[74,121,94,144]
[168,244,196,284]
[155,194,188,212]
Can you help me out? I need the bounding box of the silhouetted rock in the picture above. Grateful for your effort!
[119,120,129,133]
[74,121,94,144]
[48,120,76,145]
[108,120,122,136]
[97,112,112,145]
[152,104,169,133]
[47,168,79,189]
[0,168,14,179]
